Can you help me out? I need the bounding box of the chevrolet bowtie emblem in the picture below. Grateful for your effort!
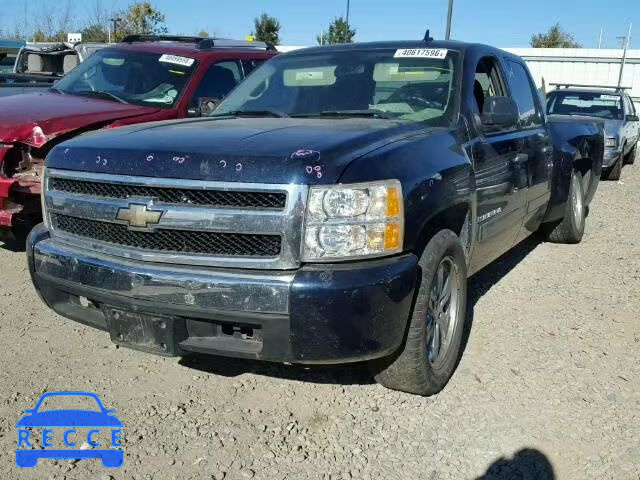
[116,204,163,229]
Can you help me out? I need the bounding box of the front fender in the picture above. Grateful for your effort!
[337,128,474,255]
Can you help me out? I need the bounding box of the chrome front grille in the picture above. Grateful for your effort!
[49,177,287,210]
[44,169,308,269]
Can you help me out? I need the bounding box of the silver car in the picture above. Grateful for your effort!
[546,87,640,180]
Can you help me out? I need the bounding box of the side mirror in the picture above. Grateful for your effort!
[626,114,639,122]
[188,97,221,117]
[481,96,519,131]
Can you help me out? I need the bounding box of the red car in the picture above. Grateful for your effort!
[0,35,277,245]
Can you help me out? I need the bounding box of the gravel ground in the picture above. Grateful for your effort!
[0,158,639,480]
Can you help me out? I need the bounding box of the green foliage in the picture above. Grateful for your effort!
[531,24,580,48]
[115,1,168,41]
[316,17,355,45]
[251,13,281,45]
[197,30,209,38]
[81,24,108,42]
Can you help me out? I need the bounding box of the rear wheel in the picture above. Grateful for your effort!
[374,230,467,396]
[542,170,585,244]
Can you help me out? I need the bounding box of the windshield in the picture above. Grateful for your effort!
[547,91,623,120]
[55,48,197,108]
[214,48,459,125]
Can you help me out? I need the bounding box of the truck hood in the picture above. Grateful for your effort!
[0,91,160,143]
[48,117,426,184]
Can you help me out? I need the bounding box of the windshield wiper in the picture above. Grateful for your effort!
[213,109,289,118]
[294,109,394,119]
[75,90,128,104]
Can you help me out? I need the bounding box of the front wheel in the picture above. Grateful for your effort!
[541,170,585,244]
[374,229,468,396]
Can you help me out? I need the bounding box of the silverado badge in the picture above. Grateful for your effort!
[116,204,163,229]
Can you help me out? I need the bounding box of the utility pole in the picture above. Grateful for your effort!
[110,17,121,42]
[598,28,603,49]
[617,23,632,89]
[445,0,454,40]
[346,0,350,28]
[24,0,28,41]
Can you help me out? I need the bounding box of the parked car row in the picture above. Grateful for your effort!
[546,84,639,180]
[0,34,635,396]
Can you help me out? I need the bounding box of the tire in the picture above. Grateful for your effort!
[625,143,637,165]
[543,170,585,244]
[374,229,468,396]
[603,154,623,180]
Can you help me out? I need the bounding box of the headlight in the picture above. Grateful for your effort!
[302,180,404,261]
[40,167,49,229]
[605,137,618,148]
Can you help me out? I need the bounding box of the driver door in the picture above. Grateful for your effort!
[468,56,527,272]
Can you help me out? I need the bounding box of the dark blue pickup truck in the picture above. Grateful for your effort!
[27,39,604,396]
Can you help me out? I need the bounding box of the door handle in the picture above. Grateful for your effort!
[512,153,529,191]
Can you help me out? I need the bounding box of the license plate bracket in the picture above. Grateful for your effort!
[103,307,184,356]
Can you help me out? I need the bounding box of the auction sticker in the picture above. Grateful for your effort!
[159,54,195,67]
[394,48,448,59]
[296,71,325,81]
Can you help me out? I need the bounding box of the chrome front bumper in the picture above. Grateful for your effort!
[31,237,293,315]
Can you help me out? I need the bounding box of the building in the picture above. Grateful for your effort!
[505,47,640,110]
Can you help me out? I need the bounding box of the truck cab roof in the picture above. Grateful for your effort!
[115,35,277,60]
[283,39,520,60]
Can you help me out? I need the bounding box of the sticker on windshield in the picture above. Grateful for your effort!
[296,71,324,81]
[159,54,195,67]
[393,48,448,59]
[600,94,619,100]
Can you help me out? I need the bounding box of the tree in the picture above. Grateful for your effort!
[197,30,209,38]
[316,17,355,45]
[251,13,281,45]
[82,23,109,42]
[32,31,46,42]
[531,24,580,48]
[30,0,75,42]
[115,1,168,41]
